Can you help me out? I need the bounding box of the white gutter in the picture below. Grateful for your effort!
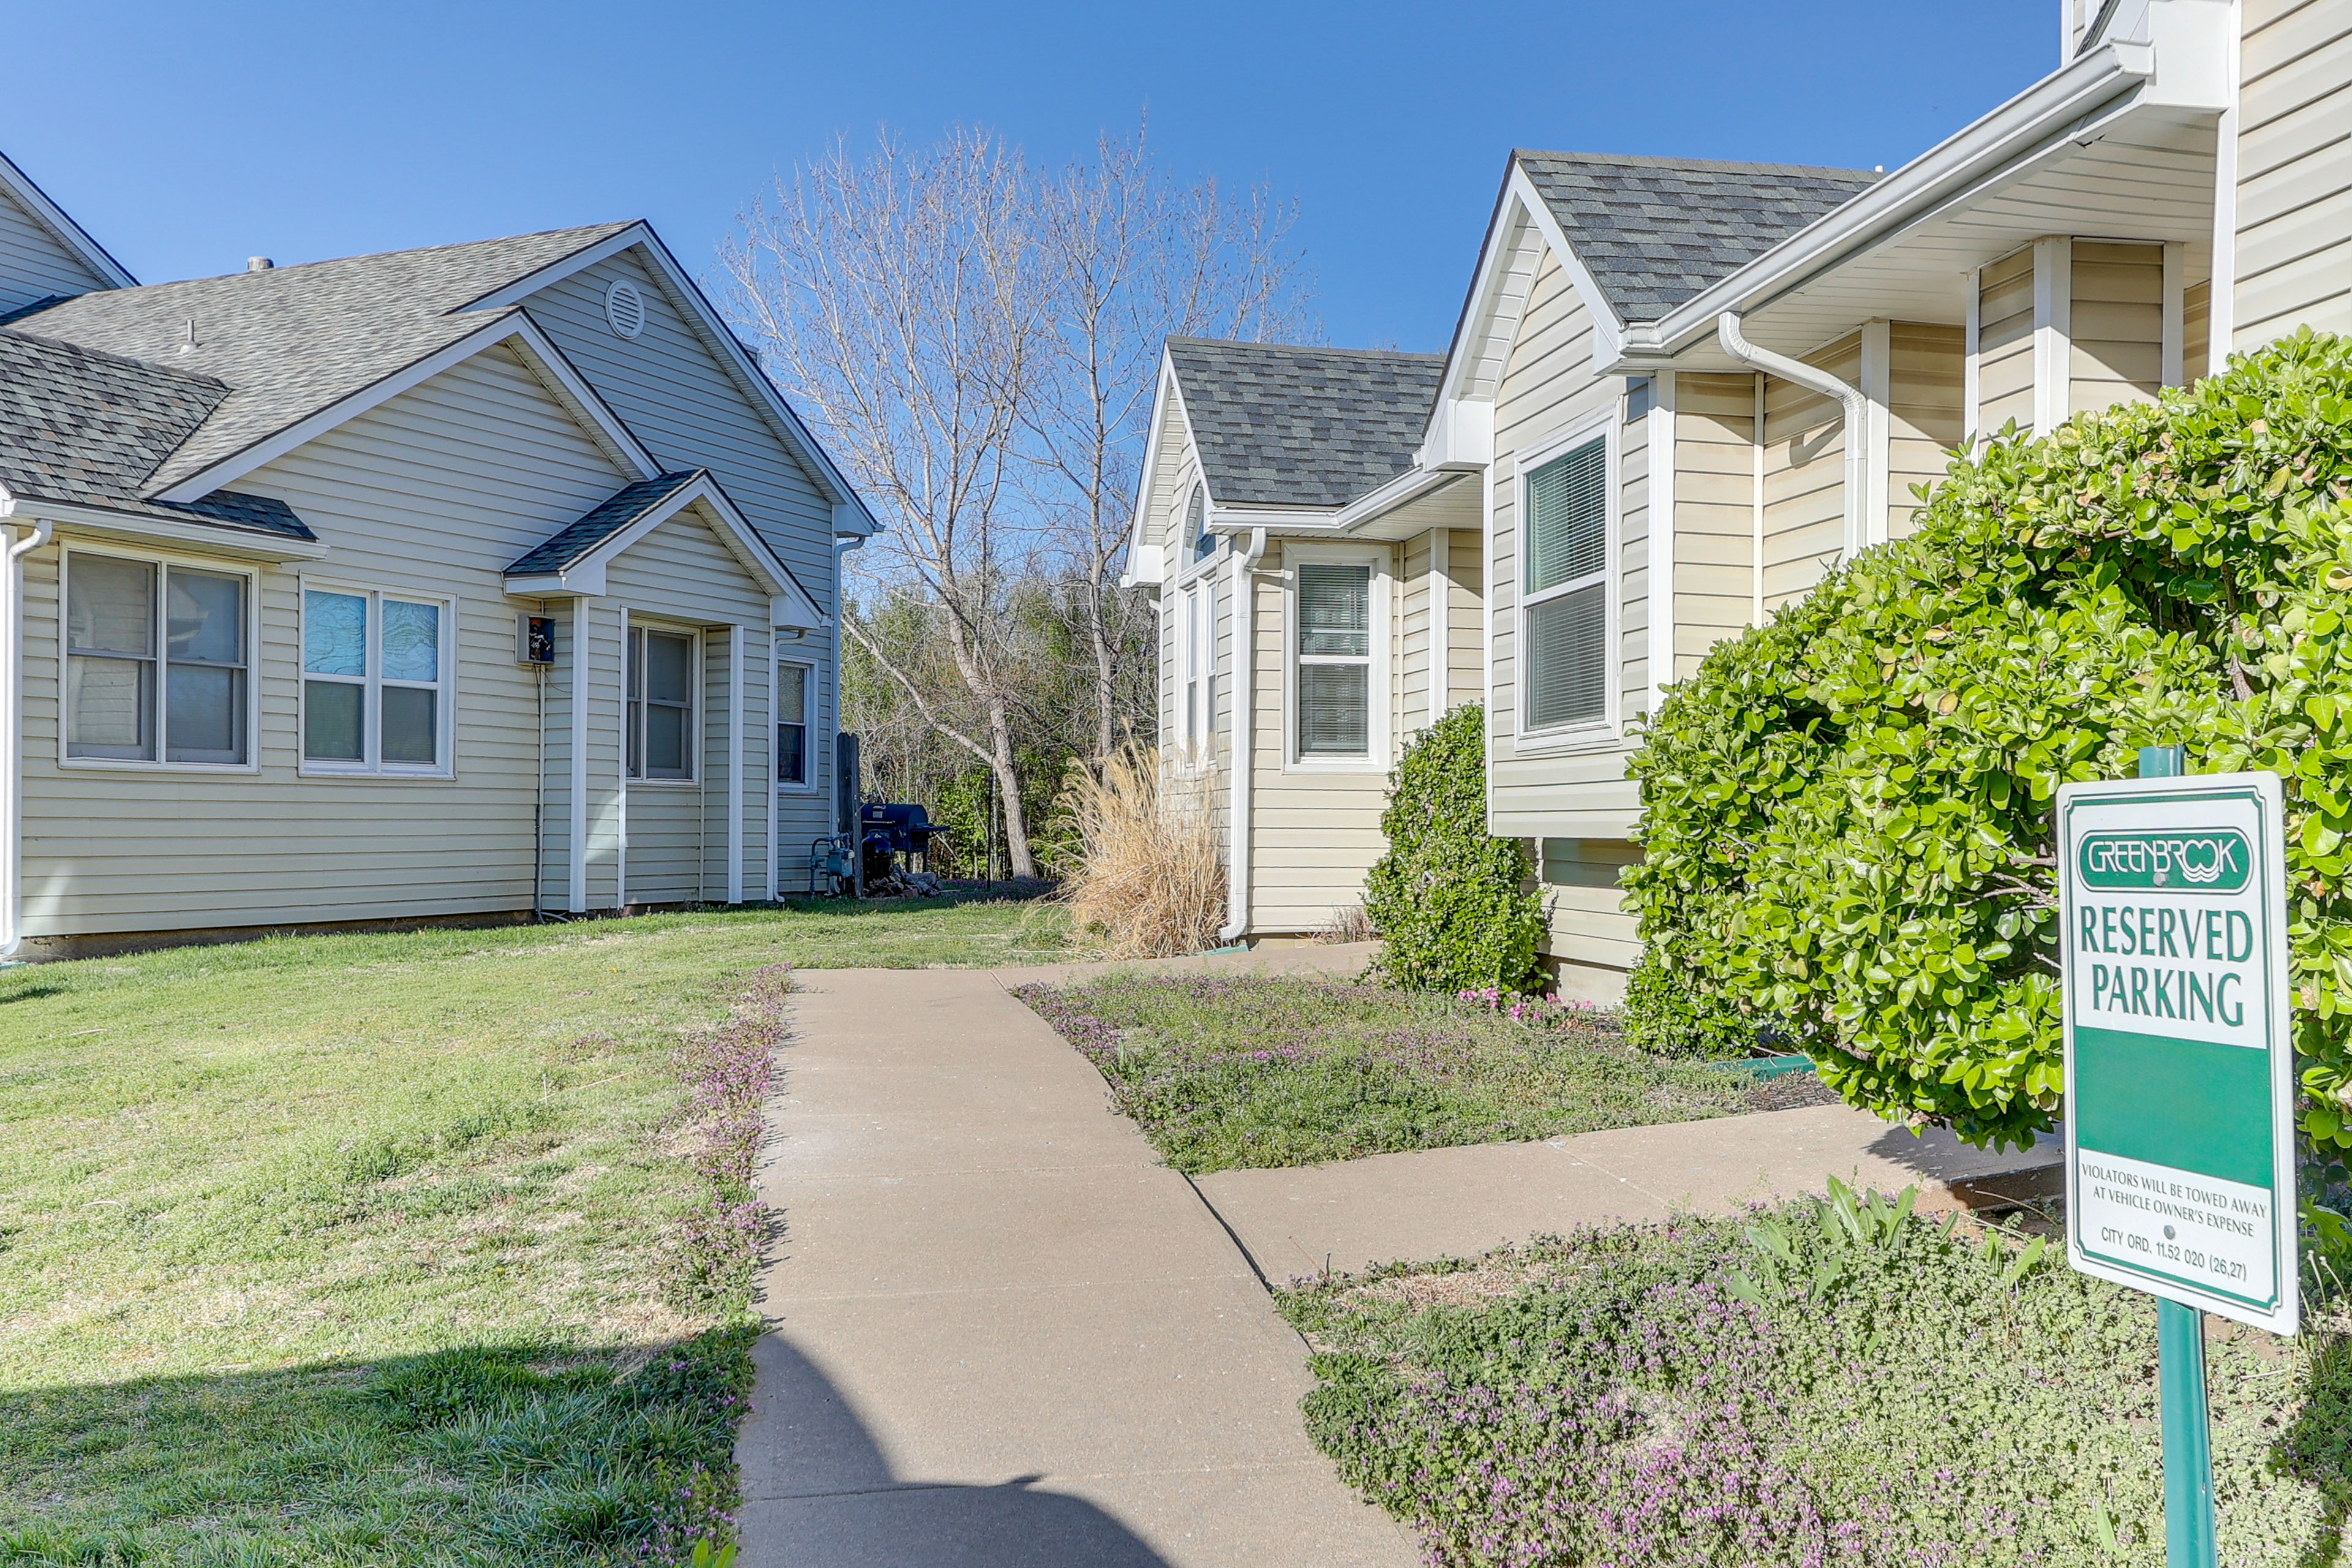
[1623,42,2159,363]
[1717,314,1869,559]
[0,511,55,962]
[1218,526,1267,943]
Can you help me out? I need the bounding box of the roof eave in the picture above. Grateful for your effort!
[1618,37,2197,364]
[13,497,327,560]
[0,150,135,291]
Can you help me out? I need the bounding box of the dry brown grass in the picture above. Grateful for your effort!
[1058,747,1226,957]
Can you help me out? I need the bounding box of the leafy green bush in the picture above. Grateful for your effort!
[1619,948,1755,1059]
[1363,705,1546,993]
[1625,328,2352,1150]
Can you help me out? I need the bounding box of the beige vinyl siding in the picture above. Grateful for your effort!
[2071,241,2165,413]
[1761,333,1858,611]
[1672,372,1759,677]
[24,347,625,934]
[1440,527,1483,714]
[1242,537,1390,935]
[2185,279,2212,381]
[0,182,108,317]
[606,507,776,907]
[2235,0,2352,347]
[1889,323,1966,536]
[1977,248,2038,437]
[525,249,839,879]
[1539,837,1642,982]
[1487,252,1643,846]
[23,347,778,938]
[1400,529,1434,737]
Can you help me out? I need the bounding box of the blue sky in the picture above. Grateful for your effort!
[6,2,2052,353]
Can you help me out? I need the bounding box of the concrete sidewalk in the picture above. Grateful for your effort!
[736,967,1415,1568]
[1193,1104,2064,1283]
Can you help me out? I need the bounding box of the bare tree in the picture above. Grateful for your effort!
[1026,124,1313,758]
[723,129,1050,876]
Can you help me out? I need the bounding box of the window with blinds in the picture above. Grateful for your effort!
[1295,560,1373,758]
[1523,435,1610,731]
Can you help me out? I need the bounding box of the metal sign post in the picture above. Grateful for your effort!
[2058,746,2299,1566]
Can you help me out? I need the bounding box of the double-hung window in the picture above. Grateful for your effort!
[303,586,450,772]
[776,659,812,786]
[1522,433,1611,734]
[627,627,696,782]
[1294,559,1374,760]
[66,551,251,766]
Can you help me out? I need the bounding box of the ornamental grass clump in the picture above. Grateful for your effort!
[1057,746,1226,957]
[1625,329,2352,1150]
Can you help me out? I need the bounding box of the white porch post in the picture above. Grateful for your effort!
[726,623,745,905]
[567,597,594,913]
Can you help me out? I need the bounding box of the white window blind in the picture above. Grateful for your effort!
[1523,437,1610,731]
[1295,561,1371,757]
[67,552,248,766]
[777,661,811,785]
[628,628,696,781]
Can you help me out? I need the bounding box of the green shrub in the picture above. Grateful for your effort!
[1363,706,1546,994]
[1625,328,2352,1150]
[1619,948,1755,1059]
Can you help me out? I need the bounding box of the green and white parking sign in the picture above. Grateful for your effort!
[2059,771,2299,1335]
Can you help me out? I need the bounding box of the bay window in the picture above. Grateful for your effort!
[302,586,450,772]
[1522,432,1611,734]
[66,551,251,767]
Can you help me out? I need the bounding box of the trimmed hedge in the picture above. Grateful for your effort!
[1624,328,2352,1150]
[1364,704,1547,995]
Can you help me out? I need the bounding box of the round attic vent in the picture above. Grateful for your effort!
[605,279,646,340]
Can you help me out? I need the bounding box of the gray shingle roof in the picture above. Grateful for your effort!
[11,222,634,497]
[0,328,310,538]
[1515,152,1879,323]
[507,470,703,576]
[1166,339,1444,509]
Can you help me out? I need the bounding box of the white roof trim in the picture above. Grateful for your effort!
[507,471,825,627]
[1334,463,1480,534]
[1420,160,1624,457]
[1623,40,2180,361]
[0,149,135,291]
[153,313,659,504]
[453,223,883,536]
[1120,352,1189,586]
[15,498,328,561]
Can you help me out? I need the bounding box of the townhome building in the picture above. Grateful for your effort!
[0,148,875,958]
[1136,0,2348,995]
[1125,339,1477,941]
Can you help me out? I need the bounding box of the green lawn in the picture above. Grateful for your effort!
[0,894,1058,1566]
[1016,974,1780,1174]
[1280,1195,2352,1567]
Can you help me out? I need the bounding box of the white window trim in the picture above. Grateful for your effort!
[1512,412,1622,753]
[627,620,701,788]
[1283,540,1390,774]
[1173,574,1219,772]
[775,654,818,793]
[59,543,262,775]
[296,576,459,779]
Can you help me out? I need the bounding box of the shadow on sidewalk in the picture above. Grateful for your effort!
[737,1335,1172,1568]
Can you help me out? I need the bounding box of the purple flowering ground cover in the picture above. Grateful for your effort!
[1016,974,1785,1174]
[1279,1201,2352,1567]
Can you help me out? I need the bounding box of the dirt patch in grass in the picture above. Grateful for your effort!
[1015,974,1781,1174]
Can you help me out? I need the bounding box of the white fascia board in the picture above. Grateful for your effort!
[1209,505,1342,533]
[20,499,329,561]
[504,566,604,597]
[1420,164,1620,461]
[153,313,657,504]
[1123,352,1184,571]
[0,149,135,290]
[1623,43,2165,361]
[457,223,884,536]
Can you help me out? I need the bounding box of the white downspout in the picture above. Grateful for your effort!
[1717,314,1870,560]
[1218,526,1266,944]
[0,513,55,962]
